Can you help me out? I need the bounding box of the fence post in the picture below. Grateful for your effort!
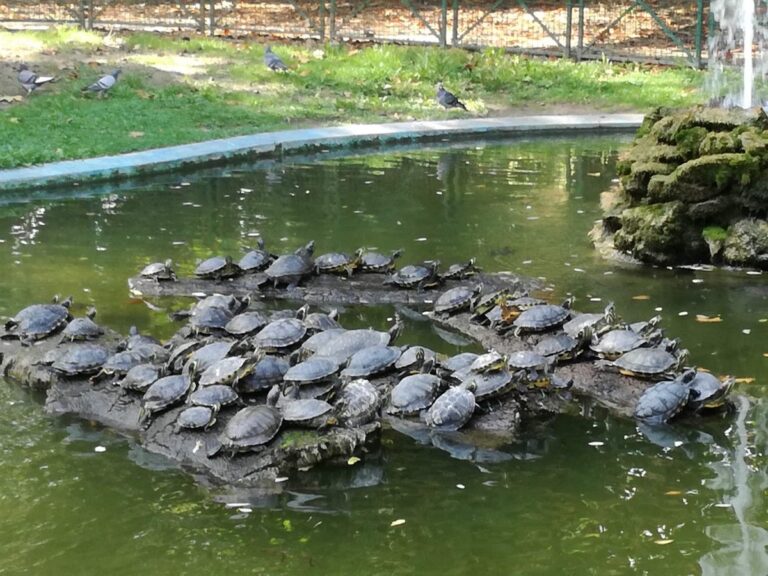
[452,0,460,46]
[695,0,704,68]
[319,0,326,40]
[440,0,448,47]
[576,0,584,61]
[565,0,572,59]
[208,0,215,36]
[329,0,337,42]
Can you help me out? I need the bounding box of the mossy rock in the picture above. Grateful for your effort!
[722,218,768,269]
[621,161,675,200]
[698,131,740,155]
[636,106,677,138]
[616,136,683,176]
[647,107,754,147]
[674,126,709,159]
[685,196,735,223]
[739,128,768,157]
[740,171,768,216]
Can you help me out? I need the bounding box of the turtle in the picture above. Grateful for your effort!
[191,294,250,316]
[283,356,341,387]
[60,307,103,342]
[465,368,518,401]
[384,260,442,290]
[268,384,337,429]
[340,345,402,380]
[166,340,206,374]
[395,345,437,372]
[212,405,283,456]
[236,355,290,394]
[195,255,242,280]
[433,284,483,316]
[299,328,348,358]
[634,370,697,424]
[470,289,511,322]
[189,305,233,336]
[4,297,72,344]
[469,350,507,373]
[388,371,444,415]
[198,355,256,388]
[424,381,477,431]
[516,365,573,390]
[225,311,268,338]
[182,340,237,374]
[189,384,241,410]
[264,240,315,288]
[506,350,550,373]
[175,405,218,432]
[314,248,363,276]
[335,379,380,427]
[686,370,735,412]
[50,344,109,377]
[562,302,617,339]
[437,352,479,380]
[91,349,154,383]
[139,365,196,425]
[119,325,162,352]
[360,249,403,273]
[120,363,164,394]
[238,238,274,273]
[252,317,307,353]
[140,259,177,282]
[629,314,663,336]
[440,258,481,281]
[512,297,574,336]
[313,317,402,363]
[534,328,593,362]
[605,347,689,380]
[590,328,657,360]
[303,309,342,332]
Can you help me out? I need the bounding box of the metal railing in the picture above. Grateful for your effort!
[0,0,708,67]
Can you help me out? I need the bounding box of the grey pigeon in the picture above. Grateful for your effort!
[436,82,467,111]
[83,69,121,97]
[17,64,55,95]
[264,46,289,72]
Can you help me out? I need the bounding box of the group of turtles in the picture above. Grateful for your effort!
[139,238,481,290]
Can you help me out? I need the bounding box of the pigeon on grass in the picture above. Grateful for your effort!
[436,82,467,111]
[264,46,289,72]
[17,64,56,95]
[82,69,121,97]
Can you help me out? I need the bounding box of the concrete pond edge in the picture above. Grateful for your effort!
[0,114,644,192]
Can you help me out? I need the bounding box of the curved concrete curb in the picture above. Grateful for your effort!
[0,114,643,192]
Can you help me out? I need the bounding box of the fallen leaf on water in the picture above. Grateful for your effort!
[390,519,406,527]
[664,490,682,496]
[695,314,722,323]
[654,539,674,545]
[763,353,768,358]
[129,131,144,138]
[734,377,755,384]
[632,294,650,300]
[347,456,361,466]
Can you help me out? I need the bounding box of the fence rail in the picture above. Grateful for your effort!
[0,0,708,67]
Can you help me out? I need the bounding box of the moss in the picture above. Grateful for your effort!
[698,131,739,155]
[702,226,728,242]
[278,429,320,449]
[657,153,758,204]
[674,126,709,158]
[723,218,768,268]
[621,161,675,200]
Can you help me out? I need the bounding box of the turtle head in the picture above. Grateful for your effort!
[680,367,698,385]
[388,313,403,342]
[675,349,690,372]
[86,306,97,320]
[578,325,594,345]
[604,302,617,324]
[164,258,174,269]
[266,384,281,407]
[465,380,478,393]
[287,382,301,399]
[328,308,339,321]
[257,237,265,250]
[391,249,404,259]
[304,240,315,255]
[295,303,310,320]
[562,295,575,309]
[224,255,233,265]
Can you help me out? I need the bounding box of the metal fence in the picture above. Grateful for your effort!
[0,0,708,67]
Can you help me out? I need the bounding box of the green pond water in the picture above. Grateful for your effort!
[1,135,767,575]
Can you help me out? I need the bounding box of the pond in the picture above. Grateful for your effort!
[1,134,766,575]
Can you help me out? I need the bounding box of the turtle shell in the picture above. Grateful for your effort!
[612,347,680,379]
[386,262,440,289]
[253,318,307,352]
[513,302,571,333]
[335,379,380,427]
[140,260,176,281]
[439,352,479,374]
[590,329,647,360]
[51,344,109,376]
[314,250,361,275]
[264,254,313,287]
[9,303,71,342]
[313,328,392,363]
[341,345,402,379]
[507,350,549,371]
[189,384,240,409]
[425,384,476,430]
[469,350,506,373]
[176,406,217,431]
[562,303,616,338]
[225,311,268,337]
[300,328,347,356]
[120,363,163,393]
[440,258,479,281]
[634,378,691,424]
[167,340,206,373]
[93,349,150,380]
[388,373,443,415]
[281,397,335,427]
[219,405,283,453]
[360,249,402,272]
[190,306,233,335]
[433,285,480,315]
[199,356,253,387]
[534,333,580,360]
[140,373,193,422]
[195,256,241,279]
[238,244,273,273]
[284,356,340,385]
[236,355,290,394]
[394,346,437,371]
[687,371,734,411]
[303,310,342,332]
[466,369,516,401]
[184,340,237,373]
[60,315,103,342]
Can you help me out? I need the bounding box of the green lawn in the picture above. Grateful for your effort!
[0,28,706,168]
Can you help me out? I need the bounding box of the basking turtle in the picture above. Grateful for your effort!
[119,325,162,352]
[120,363,164,394]
[238,238,274,273]
[470,289,511,322]
[283,356,341,387]
[590,328,656,360]
[60,307,103,342]
[512,297,574,336]
[629,314,663,336]
[268,384,337,429]
[465,368,518,401]
[299,328,348,357]
[425,381,476,431]
[440,258,480,281]
[314,248,363,276]
[433,284,482,316]
[264,240,315,288]
[212,405,283,456]
[176,405,218,432]
[198,355,256,388]
[140,259,176,282]
[517,365,573,390]
[189,384,241,411]
[395,345,437,372]
[189,305,233,336]
[313,316,402,363]
[195,255,242,280]
[360,249,403,273]
[562,302,617,339]
[225,311,268,338]
[340,345,402,380]
[388,367,444,416]
[51,344,109,377]
[534,328,592,362]
[4,297,72,344]
[92,349,156,383]
[634,370,696,424]
[384,261,442,290]
[190,294,249,317]
[507,350,550,374]
[139,366,196,425]
[252,317,307,353]
[166,340,205,374]
[303,308,342,332]
[437,352,479,380]
[335,379,380,427]
[183,340,237,374]
[236,355,290,394]
[604,347,688,380]
[469,350,507,373]
[686,370,735,412]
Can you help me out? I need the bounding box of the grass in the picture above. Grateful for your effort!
[0,28,707,168]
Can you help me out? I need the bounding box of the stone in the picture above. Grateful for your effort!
[698,131,740,155]
[653,153,759,204]
[723,218,768,269]
[621,161,675,200]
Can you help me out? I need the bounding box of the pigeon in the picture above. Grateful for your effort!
[436,82,467,111]
[17,64,55,95]
[82,69,121,97]
[264,46,289,72]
